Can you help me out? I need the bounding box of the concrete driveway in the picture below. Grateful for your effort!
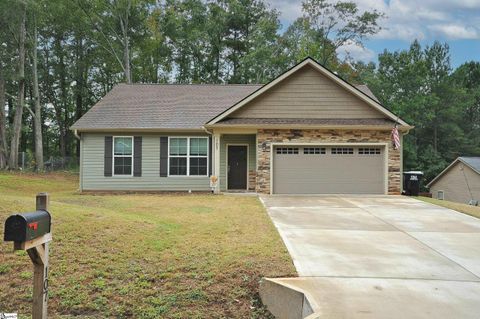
[261,195,480,318]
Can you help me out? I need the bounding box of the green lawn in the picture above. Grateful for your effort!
[417,196,480,219]
[0,172,295,318]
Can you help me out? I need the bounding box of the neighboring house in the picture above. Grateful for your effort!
[71,58,412,194]
[427,157,480,204]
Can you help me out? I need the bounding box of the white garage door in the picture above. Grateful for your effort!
[273,145,386,194]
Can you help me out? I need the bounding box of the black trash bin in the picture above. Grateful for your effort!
[403,171,423,196]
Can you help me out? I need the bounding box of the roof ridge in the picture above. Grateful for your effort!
[117,83,262,86]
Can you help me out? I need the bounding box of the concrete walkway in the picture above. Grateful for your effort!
[261,195,480,318]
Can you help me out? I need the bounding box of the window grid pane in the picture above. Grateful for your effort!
[114,157,132,175]
[114,137,132,155]
[170,138,188,156]
[303,147,326,154]
[331,147,354,155]
[189,157,207,176]
[358,148,381,155]
[168,137,209,176]
[190,138,208,156]
[276,147,299,154]
[169,157,187,176]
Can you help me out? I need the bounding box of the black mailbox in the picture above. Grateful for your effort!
[4,210,51,242]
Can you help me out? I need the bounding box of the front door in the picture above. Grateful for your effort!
[228,145,248,190]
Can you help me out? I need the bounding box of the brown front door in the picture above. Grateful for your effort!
[228,145,248,190]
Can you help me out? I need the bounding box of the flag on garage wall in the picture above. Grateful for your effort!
[391,125,400,150]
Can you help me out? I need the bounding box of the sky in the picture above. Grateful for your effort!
[267,0,480,68]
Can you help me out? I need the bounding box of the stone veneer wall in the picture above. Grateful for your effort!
[256,129,401,194]
[248,170,257,191]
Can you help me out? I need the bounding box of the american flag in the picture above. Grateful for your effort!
[391,125,400,150]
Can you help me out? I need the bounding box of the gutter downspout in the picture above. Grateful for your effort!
[202,126,218,193]
[73,129,81,140]
[73,129,82,192]
[202,126,213,136]
[399,127,413,194]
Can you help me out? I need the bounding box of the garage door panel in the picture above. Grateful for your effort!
[273,146,385,194]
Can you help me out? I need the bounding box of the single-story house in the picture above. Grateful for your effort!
[427,157,480,204]
[71,57,412,194]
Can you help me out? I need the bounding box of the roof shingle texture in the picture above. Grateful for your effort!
[216,118,395,126]
[71,83,382,130]
[71,84,262,130]
[460,157,480,173]
[355,84,380,103]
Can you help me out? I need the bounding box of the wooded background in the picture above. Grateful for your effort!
[0,0,479,183]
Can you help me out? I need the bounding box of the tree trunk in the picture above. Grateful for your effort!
[9,4,26,170]
[119,5,132,84]
[123,33,131,83]
[0,65,8,169]
[74,36,84,161]
[32,15,44,171]
[57,37,67,160]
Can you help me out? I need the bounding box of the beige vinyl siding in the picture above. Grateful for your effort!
[430,162,480,204]
[80,133,210,191]
[219,134,256,191]
[229,64,384,119]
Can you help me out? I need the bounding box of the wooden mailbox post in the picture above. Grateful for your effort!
[3,193,51,319]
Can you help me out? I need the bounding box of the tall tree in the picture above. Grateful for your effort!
[361,40,480,182]
[9,1,26,169]
[31,11,44,170]
[77,0,150,83]
[0,64,7,168]
[300,0,384,66]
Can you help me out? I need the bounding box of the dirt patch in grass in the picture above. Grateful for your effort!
[0,172,296,318]
[416,196,480,219]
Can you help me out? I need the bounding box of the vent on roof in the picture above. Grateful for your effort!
[437,190,444,200]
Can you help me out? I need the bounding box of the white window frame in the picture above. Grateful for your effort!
[112,136,134,177]
[168,136,209,177]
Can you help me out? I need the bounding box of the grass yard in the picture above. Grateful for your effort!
[417,196,480,219]
[0,172,295,318]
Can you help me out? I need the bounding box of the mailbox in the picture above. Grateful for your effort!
[4,210,51,242]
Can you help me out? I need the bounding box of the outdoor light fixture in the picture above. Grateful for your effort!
[261,141,268,151]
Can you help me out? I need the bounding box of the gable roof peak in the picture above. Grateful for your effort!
[207,57,410,127]
[427,156,480,187]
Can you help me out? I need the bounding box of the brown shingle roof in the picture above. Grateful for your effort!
[71,83,262,130]
[215,118,395,126]
[355,84,380,103]
[460,157,480,173]
[71,81,385,130]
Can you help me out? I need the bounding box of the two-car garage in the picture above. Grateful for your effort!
[272,144,387,194]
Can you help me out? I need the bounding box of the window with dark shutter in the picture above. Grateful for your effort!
[160,136,168,177]
[104,136,113,177]
[133,136,142,177]
[113,137,133,176]
[208,136,212,176]
[168,137,209,176]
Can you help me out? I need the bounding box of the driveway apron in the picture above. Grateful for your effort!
[261,195,480,318]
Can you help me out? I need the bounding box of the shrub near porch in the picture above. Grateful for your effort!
[0,172,295,318]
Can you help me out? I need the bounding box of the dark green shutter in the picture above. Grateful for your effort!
[160,136,168,177]
[104,136,113,177]
[208,136,212,176]
[133,136,142,177]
